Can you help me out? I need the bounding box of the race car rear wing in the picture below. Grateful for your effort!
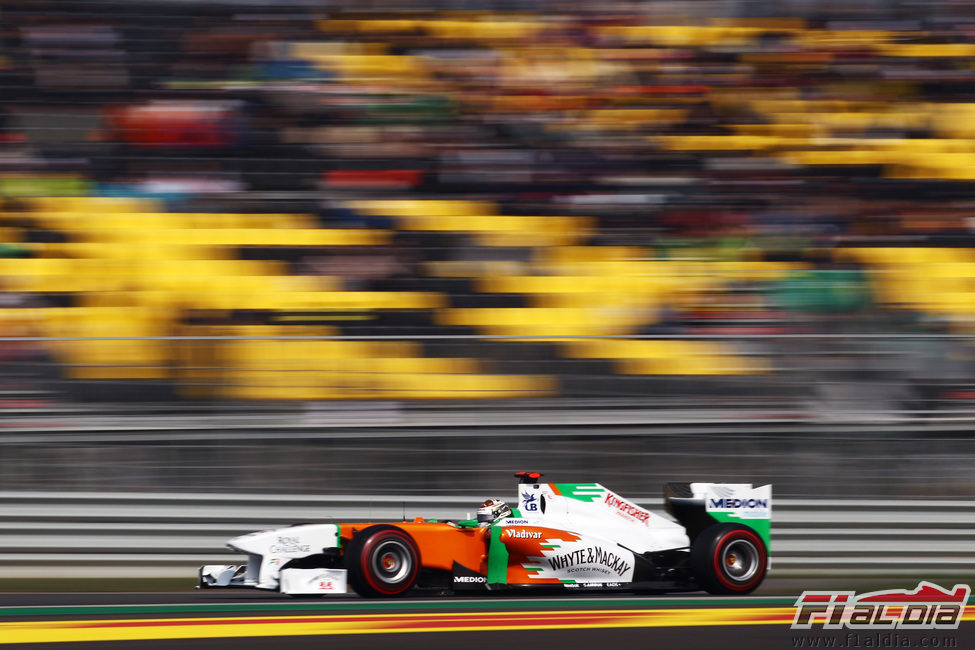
[664,482,771,551]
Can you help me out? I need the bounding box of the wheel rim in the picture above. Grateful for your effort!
[370,539,413,585]
[721,538,760,583]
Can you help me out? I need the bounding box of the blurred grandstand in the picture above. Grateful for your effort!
[2,0,975,420]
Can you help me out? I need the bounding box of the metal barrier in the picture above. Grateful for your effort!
[1,492,971,579]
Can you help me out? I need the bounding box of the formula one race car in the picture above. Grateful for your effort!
[198,473,771,597]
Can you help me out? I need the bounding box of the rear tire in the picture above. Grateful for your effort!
[690,523,767,595]
[344,525,420,598]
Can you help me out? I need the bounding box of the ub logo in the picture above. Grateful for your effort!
[522,492,538,511]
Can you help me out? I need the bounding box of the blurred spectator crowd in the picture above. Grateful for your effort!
[1,0,975,415]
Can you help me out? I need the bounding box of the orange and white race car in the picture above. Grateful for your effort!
[198,472,771,597]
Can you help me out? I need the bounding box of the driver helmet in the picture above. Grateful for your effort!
[476,498,511,526]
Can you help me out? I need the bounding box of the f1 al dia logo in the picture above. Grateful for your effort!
[792,581,970,630]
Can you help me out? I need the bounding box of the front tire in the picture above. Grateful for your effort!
[344,525,420,598]
[690,523,767,595]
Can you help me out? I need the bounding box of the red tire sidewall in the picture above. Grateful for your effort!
[711,528,766,593]
[358,530,420,596]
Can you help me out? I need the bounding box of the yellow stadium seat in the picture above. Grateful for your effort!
[217,334,555,400]
[350,199,494,218]
[567,339,768,376]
